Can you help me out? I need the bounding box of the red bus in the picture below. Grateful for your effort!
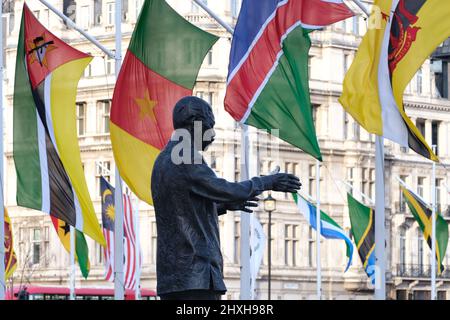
[6,285,157,300]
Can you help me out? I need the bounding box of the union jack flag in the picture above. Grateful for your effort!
[101,176,142,290]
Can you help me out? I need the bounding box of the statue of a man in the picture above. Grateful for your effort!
[151,96,301,300]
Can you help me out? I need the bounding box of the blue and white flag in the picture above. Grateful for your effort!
[293,193,354,271]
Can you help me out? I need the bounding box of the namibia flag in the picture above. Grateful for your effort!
[402,186,449,274]
[110,0,218,204]
[13,4,105,246]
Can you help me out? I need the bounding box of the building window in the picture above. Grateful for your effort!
[417,229,423,273]
[399,175,408,212]
[96,160,111,197]
[79,5,91,30]
[76,102,86,136]
[231,0,242,18]
[346,167,354,195]
[196,91,214,106]
[96,241,103,265]
[105,55,114,75]
[234,157,240,182]
[417,177,425,198]
[343,52,350,74]
[308,227,315,267]
[432,121,440,156]
[151,221,157,264]
[416,68,423,95]
[343,112,349,140]
[106,2,114,25]
[234,221,240,264]
[84,63,92,78]
[33,10,40,19]
[352,16,359,35]
[284,224,299,266]
[416,118,425,137]
[436,178,442,213]
[399,228,406,270]
[207,50,213,65]
[369,168,375,200]
[98,100,111,133]
[32,228,41,265]
[263,222,275,266]
[308,164,316,198]
[352,122,360,141]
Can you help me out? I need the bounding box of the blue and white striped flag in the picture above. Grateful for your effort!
[293,193,354,271]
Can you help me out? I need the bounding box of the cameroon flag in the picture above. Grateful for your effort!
[110,0,218,204]
[347,193,375,283]
[13,4,105,245]
[402,186,449,274]
[51,216,90,278]
[4,209,17,280]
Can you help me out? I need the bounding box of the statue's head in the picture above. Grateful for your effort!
[172,96,215,150]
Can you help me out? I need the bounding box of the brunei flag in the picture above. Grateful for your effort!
[347,193,376,283]
[13,4,105,245]
[4,208,17,281]
[402,186,449,274]
[340,0,450,161]
[50,216,90,278]
[110,0,218,204]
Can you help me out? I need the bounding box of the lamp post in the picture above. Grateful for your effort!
[264,192,276,300]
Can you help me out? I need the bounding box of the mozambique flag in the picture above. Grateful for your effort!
[340,0,450,161]
[4,209,17,280]
[402,186,449,274]
[13,4,105,245]
[224,0,354,161]
[50,216,90,278]
[110,0,218,204]
[347,193,375,283]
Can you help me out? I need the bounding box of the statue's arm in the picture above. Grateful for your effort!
[187,163,267,203]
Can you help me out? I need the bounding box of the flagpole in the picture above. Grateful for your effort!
[0,0,5,300]
[374,136,386,300]
[69,226,76,300]
[133,195,141,300]
[315,160,322,299]
[192,0,234,34]
[431,145,437,300]
[114,0,125,301]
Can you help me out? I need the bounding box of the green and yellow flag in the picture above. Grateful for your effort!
[13,4,105,245]
[340,0,450,161]
[51,216,90,278]
[402,186,449,274]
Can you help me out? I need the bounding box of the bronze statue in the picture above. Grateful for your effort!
[151,96,301,300]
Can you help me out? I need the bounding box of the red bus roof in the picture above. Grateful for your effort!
[10,285,156,296]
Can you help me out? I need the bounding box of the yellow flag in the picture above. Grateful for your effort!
[340,0,450,161]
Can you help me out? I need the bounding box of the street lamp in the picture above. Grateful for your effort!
[264,192,276,300]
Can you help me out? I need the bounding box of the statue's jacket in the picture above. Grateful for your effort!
[151,140,267,295]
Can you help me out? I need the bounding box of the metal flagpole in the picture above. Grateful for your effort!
[114,0,125,301]
[316,160,321,299]
[431,145,437,300]
[0,0,5,300]
[374,136,386,300]
[133,195,141,300]
[69,226,76,300]
[192,0,234,34]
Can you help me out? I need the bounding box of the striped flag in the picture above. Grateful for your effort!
[224,0,354,160]
[401,186,449,274]
[101,177,142,290]
[293,193,353,271]
[13,4,105,245]
[347,193,376,283]
[110,0,218,205]
[340,0,450,161]
[4,209,17,281]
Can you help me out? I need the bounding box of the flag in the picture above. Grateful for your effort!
[110,0,219,204]
[224,0,354,161]
[13,4,105,245]
[347,193,376,283]
[293,193,353,271]
[101,177,142,290]
[340,0,450,161]
[4,209,17,280]
[50,216,90,278]
[250,215,266,297]
[401,186,449,274]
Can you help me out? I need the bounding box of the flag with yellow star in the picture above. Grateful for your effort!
[50,216,90,278]
[110,0,219,204]
[13,4,105,246]
[4,208,17,281]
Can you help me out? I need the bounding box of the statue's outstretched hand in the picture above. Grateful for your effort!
[261,173,301,193]
[224,197,259,213]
